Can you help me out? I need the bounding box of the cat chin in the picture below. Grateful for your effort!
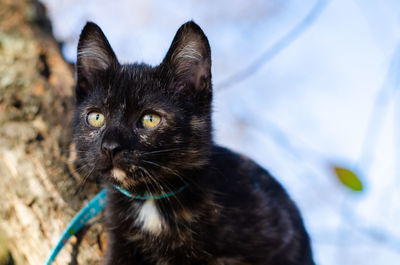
[111,168,127,182]
[102,166,145,190]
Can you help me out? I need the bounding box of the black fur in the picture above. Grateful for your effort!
[73,21,314,265]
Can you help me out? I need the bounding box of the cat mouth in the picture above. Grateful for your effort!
[100,160,152,190]
[98,155,129,180]
[110,168,127,182]
[99,164,128,183]
[103,164,140,187]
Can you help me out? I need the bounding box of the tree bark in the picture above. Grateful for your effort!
[0,1,104,264]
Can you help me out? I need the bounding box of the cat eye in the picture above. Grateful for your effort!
[87,111,105,128]
[140,114,161,129]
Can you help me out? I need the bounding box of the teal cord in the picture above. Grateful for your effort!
[113,184,188,200]
[44,189,107,265]
[44,184,188,264]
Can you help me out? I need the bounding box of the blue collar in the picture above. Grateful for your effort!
[44,184,188,264]
[113,184,189,200]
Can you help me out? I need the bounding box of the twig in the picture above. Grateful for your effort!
[358,45,400,170]
[217,0,331,90]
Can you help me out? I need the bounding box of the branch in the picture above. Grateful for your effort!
[217,0,331,90]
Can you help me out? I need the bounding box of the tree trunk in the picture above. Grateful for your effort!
[0,1,104,264]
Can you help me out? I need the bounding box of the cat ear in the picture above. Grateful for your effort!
[162,21,211,92]
[76,22,118,101]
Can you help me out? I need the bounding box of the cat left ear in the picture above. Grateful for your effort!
[76,22,118,101]
[162,21,211,92]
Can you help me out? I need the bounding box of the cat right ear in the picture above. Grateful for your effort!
[162,21,211,94]
[76,22,118,102]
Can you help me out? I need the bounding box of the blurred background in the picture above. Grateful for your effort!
[17,0,400,264]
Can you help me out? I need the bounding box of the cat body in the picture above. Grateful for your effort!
[73,21,314,265]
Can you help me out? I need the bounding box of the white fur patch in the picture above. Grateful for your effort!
[176,41,202,61]
[139,134,149,142]
[111,168,127,182]
[136,200,164,234]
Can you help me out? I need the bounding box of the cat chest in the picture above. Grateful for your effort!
[130,200,199,259]
[133,199,196,235]
[135,199,164,234]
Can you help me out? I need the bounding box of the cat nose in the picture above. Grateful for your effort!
[101,139,121,157]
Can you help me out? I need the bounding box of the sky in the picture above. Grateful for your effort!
[40,0,400,264]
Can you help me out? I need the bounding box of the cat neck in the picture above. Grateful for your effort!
[106,168,212,235]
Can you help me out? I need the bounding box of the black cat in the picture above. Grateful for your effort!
[73,21,315,265]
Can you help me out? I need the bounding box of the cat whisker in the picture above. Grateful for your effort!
[74,165,95,195]
[141,160,190,187]
[138,166,166,197]
[73,160,93,175]
[140,166,189,223]
[75,157,100,194]
[139,164,189,223]
[139,165,181,202]
[142,171,155,198]
[60,148,89,154]
[141,148,186,156]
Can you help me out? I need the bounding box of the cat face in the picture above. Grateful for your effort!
[73,22,212,193]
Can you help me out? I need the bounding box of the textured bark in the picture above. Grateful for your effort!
[0,1,104,264]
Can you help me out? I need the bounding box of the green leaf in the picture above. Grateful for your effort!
[333,166,363,191]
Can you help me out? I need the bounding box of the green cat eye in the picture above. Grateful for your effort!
[87,111,105,128]
[141,114,161,129]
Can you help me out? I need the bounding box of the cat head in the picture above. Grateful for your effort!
[73,21,212,193]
